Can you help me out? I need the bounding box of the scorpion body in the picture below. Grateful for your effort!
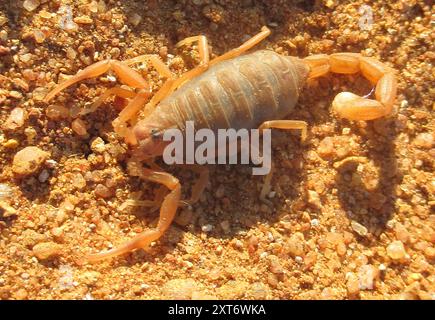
[154,50,308,133]
[44,27,397,263]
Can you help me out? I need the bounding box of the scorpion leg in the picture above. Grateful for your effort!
[259,163,274,205]
[179,165,210,206]
[170,35,211,91]
[257,120,308,205]
[44,59,150,103]
[171,26,270,91]
[80,168,181,264]
[125,54,178,116]
[304,53,397,120]
[80,87,136,115]
[111,56,182,141]
[175,35,210,66]
[112,89,151,145]
[259,120,308,141]
[209,26,271,66]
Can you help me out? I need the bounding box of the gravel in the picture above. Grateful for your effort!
[0,0,433,300]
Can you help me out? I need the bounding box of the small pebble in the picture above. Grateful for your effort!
[162,278,197,300]
[201,224,213,232]
[72,173,86,189]
[3,139,19,149]
[95,184,113,198]
[12,146,50,177]
[358,265,376,290]
[351,220,368,236]
[268,191,276,198]
[23,0,40,12]
[174,208,193,226]
[91,137,106,153]
[3,107,26,130]
[8,90,23,99]
[286,232,305,257]
[33,29,45,43]
[128,13,142,26]
[0,200,17,217]
[32,242,62,260]
[318,137,334,158]
[66,48,77,60]
[220,220,230,233]
[71,118,87,136]
[413,132,434,149]
[346,272,360,297]
[250,282,269,299]
[74,16,93,24]
[387,240,407,261]
[46,104,69,120]
[14,288,28,300]
[310,219,319,227]
[307,190,322,209]
[0,184,12,200]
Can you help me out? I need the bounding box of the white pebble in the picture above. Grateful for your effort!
[378,264,387,271]
[140,284,150,290]
[310,219,319,227]
[23,0,40,12]
[0,184,12,200]
[83,292,94,300]
[201,224,213,232]
[351,220,368,236]
[45,159,58,169]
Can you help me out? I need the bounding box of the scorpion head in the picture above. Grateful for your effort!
[131,117,173,160]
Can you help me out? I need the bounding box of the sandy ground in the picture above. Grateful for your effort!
[0,0,433,300]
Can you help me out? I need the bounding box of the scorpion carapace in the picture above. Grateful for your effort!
[44,26,397,263]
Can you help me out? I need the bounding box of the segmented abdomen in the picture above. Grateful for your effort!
[157,50,309,132]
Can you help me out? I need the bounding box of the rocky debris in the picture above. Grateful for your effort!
[413,132,434,149]
[3,107,27,130]
[32,242,62,261]
[0,0,433,301]
[23,0,40,12]
[387,241,408,262]
[45,104,69,120]
[162,278,198,300]
[71,119,87,136]
[350,220,368,237]
[0,184,12,200]
[0,201,17,217]
[346,272,360,298]
[286,232,305,257]
[216,280,249,299]
[12,146,50,177]
[358,265,377,291]
[21,230,46,247]
[90,137,106,154]
[94,184,113,198]
[307,190,322,209]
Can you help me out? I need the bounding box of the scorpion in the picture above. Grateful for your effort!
[44,26,397,263]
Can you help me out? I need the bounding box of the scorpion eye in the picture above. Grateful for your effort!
[150,129,161,139]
